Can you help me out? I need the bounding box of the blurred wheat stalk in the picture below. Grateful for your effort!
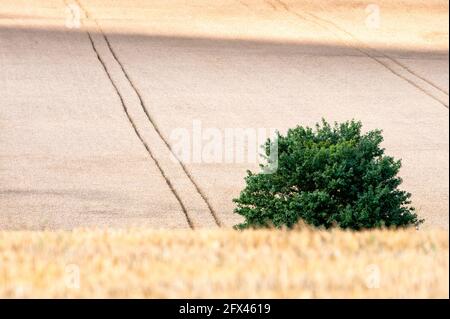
[0,227,448,298]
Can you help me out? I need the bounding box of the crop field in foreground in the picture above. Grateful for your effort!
[0,227,448,298]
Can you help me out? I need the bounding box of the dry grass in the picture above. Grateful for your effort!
[0,227,448,298]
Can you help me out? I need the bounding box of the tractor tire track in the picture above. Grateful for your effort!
[271,0,449,109]
[295,1,449,96]
[84,30,194,229]
[69,0,222,227]
[100,31,223,227]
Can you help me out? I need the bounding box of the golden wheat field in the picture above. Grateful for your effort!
[0,227,448,298]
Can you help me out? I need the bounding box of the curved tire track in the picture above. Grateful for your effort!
[71,0,221,228]
[270,0,449,109]
[84,30,194,229]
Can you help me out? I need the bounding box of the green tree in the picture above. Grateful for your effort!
[234,119,423,230]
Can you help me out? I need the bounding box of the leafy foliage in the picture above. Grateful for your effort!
[234,119,423,230]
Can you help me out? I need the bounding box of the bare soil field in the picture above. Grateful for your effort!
[0,1,448,300]
[0,227,447,298]
[0,0,448,230]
